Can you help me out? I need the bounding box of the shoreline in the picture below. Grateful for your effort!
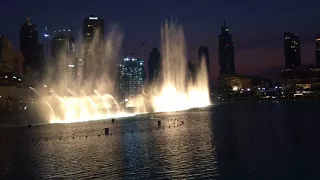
[1,98,318,128]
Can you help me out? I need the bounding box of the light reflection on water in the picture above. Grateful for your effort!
[1,100,320,179]
[0,109,217,179]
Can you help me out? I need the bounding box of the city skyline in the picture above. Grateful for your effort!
[1,0,320,81]
[9,17,320,83]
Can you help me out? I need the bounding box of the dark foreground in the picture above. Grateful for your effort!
[1,100,320,179]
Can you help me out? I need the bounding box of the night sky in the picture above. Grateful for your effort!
[1,0,320,82]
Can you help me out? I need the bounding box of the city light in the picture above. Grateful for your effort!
[232,86,239,91]
[17,19,211,124]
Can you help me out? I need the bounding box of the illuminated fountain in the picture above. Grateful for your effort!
[41,92,132,124]
[125,95,148,114]
[35,20,210,124]
[37,27,134,124]
[151,19,211,112]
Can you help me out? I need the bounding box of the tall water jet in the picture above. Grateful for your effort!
[151,19,211,112]
[162,19,187,92]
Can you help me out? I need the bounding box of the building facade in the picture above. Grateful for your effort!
[188,61,198,83]
[284,32,301,69]
[51,34,76,79]
[281,68,320,95]
[119,55,145,102]
[218,74,272,100]
[83,15,104,80]
[198,46,210,77]
[19,18,40,72]
[218,21,235,75]
[148,48,161,86]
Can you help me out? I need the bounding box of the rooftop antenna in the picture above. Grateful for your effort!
[223,20,226,27]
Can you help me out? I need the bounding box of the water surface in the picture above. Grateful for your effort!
[1,100,320,179]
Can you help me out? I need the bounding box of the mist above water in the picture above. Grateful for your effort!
[35,20,210,124]
[36,27,132,123]
[151,19,211,112]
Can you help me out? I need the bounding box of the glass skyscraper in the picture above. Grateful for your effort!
[118,54,145,102]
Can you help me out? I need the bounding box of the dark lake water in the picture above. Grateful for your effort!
[1,100,320,179]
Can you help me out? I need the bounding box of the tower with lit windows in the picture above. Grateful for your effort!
[118,53,145,102]
[284,32,301,69]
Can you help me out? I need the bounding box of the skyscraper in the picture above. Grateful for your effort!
[83,15,104,43]
[119,54,145,102]
[198,46,210,77]
[51,34,75,78]
[19,18,39,71]
[188,61,198,83]
[218,21,235,75]
[316,34,320,68]
[284,32,301,69]
[51,34,75,60]
[148,48,161,85]
[83,15,104,79]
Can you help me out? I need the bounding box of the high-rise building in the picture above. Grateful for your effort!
[316,34,320,68]
[51,34,75,60]
[198,46,210,77]
[51,34,76,78]
[83,15,104,43]
[119,54,145,102]
[19,18,40,71]
[148,48,161,85]
[284,32,301,69]
[218,21,235,75]
[83,15,104,79]
[188,61,198,83]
